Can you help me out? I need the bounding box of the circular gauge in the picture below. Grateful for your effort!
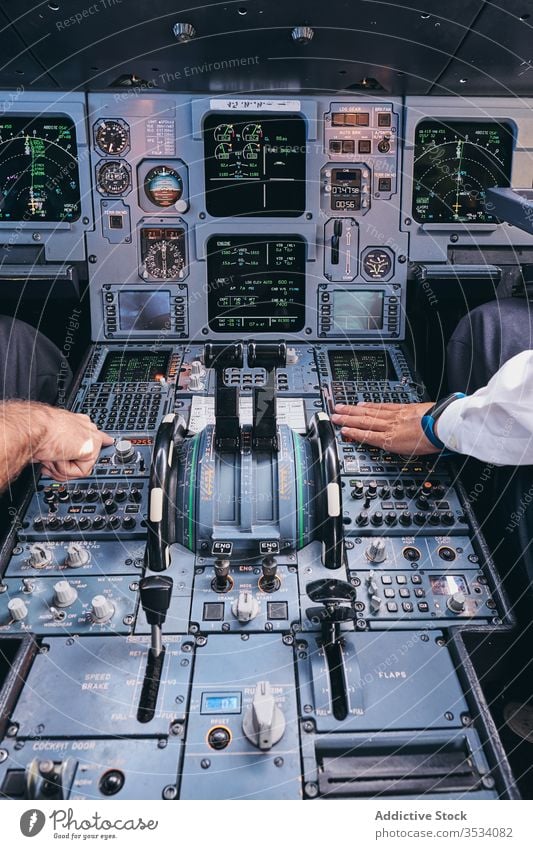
[96,160,131,195]
[94,119,129,155]
[242,123,262,141]
[144,239,184,279]
[144,166,183,207]
[214,123,234,141]
[362,248,393,280]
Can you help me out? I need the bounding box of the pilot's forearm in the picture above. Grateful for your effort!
[437,350,533,465]
[0,401,46,492]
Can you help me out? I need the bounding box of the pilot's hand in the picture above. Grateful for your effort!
[331,401,438,455]
[30,404,114,480]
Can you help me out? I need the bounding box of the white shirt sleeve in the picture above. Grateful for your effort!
[437,350,533,465]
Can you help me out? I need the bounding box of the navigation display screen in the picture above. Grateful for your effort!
[0,116,81,222]
[412,120,513,224]
[118,291,171,332]
[328,349,396,382]
[203,113,306,217]
[98,351,170,383]
[207,235,306,332]
[332,290,384,332]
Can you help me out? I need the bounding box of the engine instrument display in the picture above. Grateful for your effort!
[332,290,384,331]
[412,121,513,223]
[118,291,171,332]
[203,113,306,217]
[140,227,185,279]
[207,235,306,332]
[0,116,80,222]
[328,349,395,382]
[98,351,170,383]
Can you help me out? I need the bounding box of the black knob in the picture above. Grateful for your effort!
[139,575,174,627]
[380,485,391,498]
[47,517,61,531]
[71,488,84,503]
[122,516,136,530]
[99,769,125,796]
[406,485,417,498]
[101,488,113,502]
[399,511,412,526]
[416,494,430,511]
[33,517,45,531]
[385,511,397,526]
[393,484,404,499]
[433,484,445,499]
[371,511,383,527]
[57,486,69,502]
[213,559,231,592]
[413,512,426,526]
[104,498,117,514]
[86,488,98,502]
[367,480,378,497]
[62,516,77,531]
[43,488,56,504]
[78,517,92,531]
[107,516,121,530]
[130,488,142,503]
[356,511,369,526]
[115,488,127,502]
[92,516,106,530]
[442,511,455,526]
[429,512,440,525]
[351,482,364,499]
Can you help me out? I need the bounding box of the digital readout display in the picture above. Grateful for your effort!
[98,351,170,383]
[328,349,396,382]
[201,693,242,714]
[429,575,469,596]
[207,235,306,332]
[332,290,384,332]
[203,113,306,217]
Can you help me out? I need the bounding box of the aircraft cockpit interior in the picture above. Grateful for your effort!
[1,0,533,807]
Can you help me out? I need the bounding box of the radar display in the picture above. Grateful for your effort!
[0,116,81,222]
[412,121,513,224]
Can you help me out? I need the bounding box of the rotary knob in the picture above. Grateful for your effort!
[8,597,28,621]
[351,481,364,499]
[190,360,205,377]
[188,374,204,391]
[365,538,387,563]
[232,590,259,623]
[64,544,90,568]
[447,592,466,614]
[114,439,136,464]
[53,580,78,607]
[242,681,286,750]
[28,544,52,569]
[91,595,115,623]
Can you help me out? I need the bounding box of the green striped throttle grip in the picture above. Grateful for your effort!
[145,413,186,572]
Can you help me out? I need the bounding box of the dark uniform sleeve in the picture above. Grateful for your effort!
[0,315,72,404]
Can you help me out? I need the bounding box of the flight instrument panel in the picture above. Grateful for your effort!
[0,89,527,801]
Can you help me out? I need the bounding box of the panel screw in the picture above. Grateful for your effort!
[157,739,168,749]
[282,635,294,645]
[398,254,407,263]
[302,721,314,733]
[305,782,319,797]
[274,757,284,767]
[482,775,495,789]
[175,695,184,704]
[123,614,134,626]
[450,233,459,243]
[303,704,313,713]
[89,254,97,263]
[189,624,199,634]
[162,784,177,799]
[0,749,8,763]
[201,758,211,769]
[169,721,182,736]
[444,712,454,721]
[461,713,472,726]
[82,217,90,225]
[6,724,18,737]
[196,635,207,646]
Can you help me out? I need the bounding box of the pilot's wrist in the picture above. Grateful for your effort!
[421,393,466,452]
